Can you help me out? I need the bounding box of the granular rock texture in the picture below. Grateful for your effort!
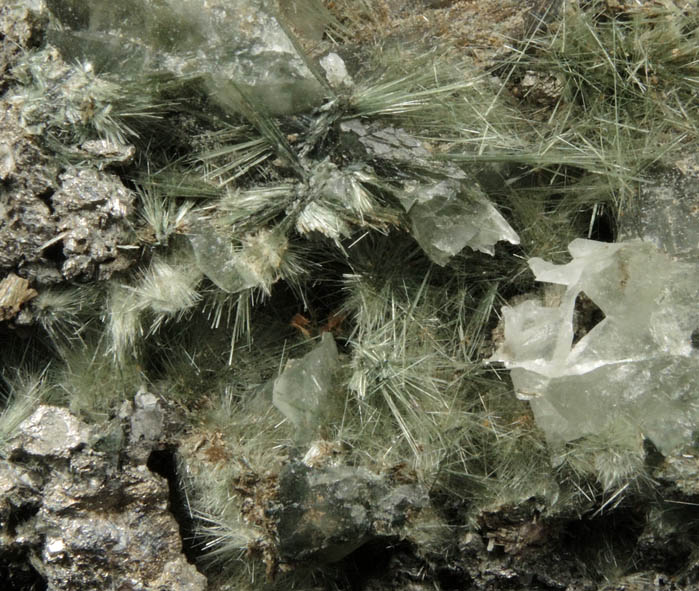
[0,1,48,92]
[0,405,206,591]
[0,110,135,286]
[276,460,428,564]
[0,103,135,285]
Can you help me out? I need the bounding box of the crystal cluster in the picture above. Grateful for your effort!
[490,239,699,454]
[47,0,323,115]
[339,119,520,264]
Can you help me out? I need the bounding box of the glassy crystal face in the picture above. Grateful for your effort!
[273,333,340,442]
[189,225,287,294]
[47,0,324,115]
[618,154,699,258]
[490,239,699,454]
[399,178,521,263]
[339,119,521,264]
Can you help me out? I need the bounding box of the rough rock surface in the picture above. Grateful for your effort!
[276,461,428,564]
[1,2,137,289]
[0,103,135,285]
[0,404,206,591]
[0,1,48,92]
[0,273,38,321]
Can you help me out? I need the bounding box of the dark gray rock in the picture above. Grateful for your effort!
[0,405,206,591]
[0,459,43,531]
[0,102,60,283]
[276,461,427,564]
[7,405,90,460]
[0,102,136,285]
[49,167,135,281]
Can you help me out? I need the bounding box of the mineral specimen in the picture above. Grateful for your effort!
[339,119,521,263]
[189,225,288,295]
[397,177,521,263]
[0,273,37,321]
[47,0,325,115]
[272,332,339,442]
[276,461,427,563]
[2,404,206,591]
[490,239,699,454]
[618,153,699,258]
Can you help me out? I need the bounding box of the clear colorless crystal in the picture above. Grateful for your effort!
[490,239,699,454]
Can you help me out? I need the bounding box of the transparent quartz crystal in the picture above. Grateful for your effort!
[490,239,699,454]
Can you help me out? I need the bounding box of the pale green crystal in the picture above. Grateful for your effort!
[189,225,288,294]
[272,333,340,441]
[47,0,324,115]
[399,178,521,263]
[338,119,520,264]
